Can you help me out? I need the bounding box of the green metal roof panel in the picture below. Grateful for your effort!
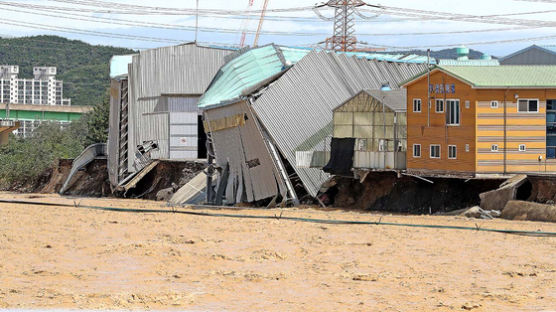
[439,65,556,87]
[198,45,310,108]
[280,47,310,64]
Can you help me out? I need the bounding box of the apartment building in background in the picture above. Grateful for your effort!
[0,65,89,137]
[0,65,71,106]
[403,65,556,177]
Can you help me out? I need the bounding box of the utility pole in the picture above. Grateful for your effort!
[194,0,199,43]
[322,0,366,52]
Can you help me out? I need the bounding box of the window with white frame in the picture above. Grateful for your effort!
[448,145,457,159]
[413,144,421,157]
[518,99,539,113]
[435,99,444,113]
[447,99,460,125]
[413,99,421,112]
[430,144,441,159]
[519,144,527,152]
[491,144,499,152]
[490,101,499,108]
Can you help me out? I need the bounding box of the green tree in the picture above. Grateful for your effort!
[0,120,88,188]
[85,93,110,145]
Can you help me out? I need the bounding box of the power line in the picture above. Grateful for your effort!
[0,5,550,39]
[0,18,185,43]
[362,4,556,28]
[0,0,331,22]
[360,33,556,49]
[46,0,315,15]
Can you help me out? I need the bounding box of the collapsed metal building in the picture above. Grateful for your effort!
[108,43,233,187]
[200,48,429,204]
[107,42,430,204]
[199,45,309,205]
[250,51,428,198]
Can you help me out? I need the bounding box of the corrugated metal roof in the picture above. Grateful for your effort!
[252,51,428,196]
[363,89,407,112]
[198,45,310,108]
[435,65,556,88]
[336,52,435,64]
[282,46,435,64]
[133,43,233,98]
[438,59,500,66]
[109,54,135,79]
[501,45,556,62]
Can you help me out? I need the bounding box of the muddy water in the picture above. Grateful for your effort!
[0,193,555,311]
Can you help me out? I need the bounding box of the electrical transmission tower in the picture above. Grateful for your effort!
[317,0,368,52]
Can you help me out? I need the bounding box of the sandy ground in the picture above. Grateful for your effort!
[0,193,555,311]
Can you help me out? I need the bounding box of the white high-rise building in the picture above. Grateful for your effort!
[0,65,71,106]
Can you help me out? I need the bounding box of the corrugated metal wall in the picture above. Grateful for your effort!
[252,51,428,196]
[204,100,286,203]
[125,44,232,173]
[108,79,122,186]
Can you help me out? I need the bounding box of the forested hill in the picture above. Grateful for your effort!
[0,35,135,106]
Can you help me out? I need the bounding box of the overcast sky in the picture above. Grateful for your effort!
[2,0,556,56]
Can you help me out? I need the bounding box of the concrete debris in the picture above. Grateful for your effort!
[155,187,175,202]
[479,174,528,211]
[460,206,501,219]
[169,172,210,205]
[122,160,206,200]
[501,200,556,223]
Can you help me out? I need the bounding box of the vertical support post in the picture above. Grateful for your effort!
[195,0,199,43]
[206,140,214,204]
[427,49,431,128]
[503,89,508,175]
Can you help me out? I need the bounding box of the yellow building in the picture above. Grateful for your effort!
[403,66,556,176]
[0,120,20,146]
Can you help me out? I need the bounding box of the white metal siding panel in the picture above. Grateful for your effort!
[169,112,198,159]
[170,151,198,159]
[170,112,198,124]
[170,125,197,135]
[170,136,198,147]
